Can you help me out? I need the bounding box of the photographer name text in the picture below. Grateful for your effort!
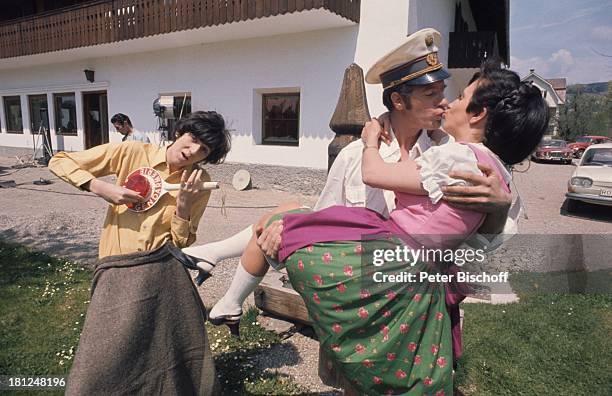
[372,271,509,283]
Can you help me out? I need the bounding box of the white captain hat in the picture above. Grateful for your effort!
[366,28,451,89]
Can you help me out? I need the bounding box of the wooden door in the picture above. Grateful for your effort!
[83,91,109,149]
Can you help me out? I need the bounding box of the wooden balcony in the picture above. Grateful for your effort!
[0,0,360,60]
[448,31,500,69]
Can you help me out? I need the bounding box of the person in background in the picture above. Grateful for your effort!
[111,112,150,143]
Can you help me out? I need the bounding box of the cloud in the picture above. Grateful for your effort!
[511,49,611,84]
[550,49,575,74]
[591,26,612,41]
[511,49,574,76]
[511,55,551,76]
[513,4,607,32]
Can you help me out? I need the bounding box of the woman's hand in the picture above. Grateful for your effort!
[87,179,143,205]
[377,112,393,145]
[256,220,284,259]
[175,168,205,220]
[361,118,384,148]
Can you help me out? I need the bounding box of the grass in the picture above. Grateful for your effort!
[0,240,304,395]
[455,272,612,396]
[208,308,305,394]
[3,240,610,395]
[0,240,91,395]
[0,242,90,374]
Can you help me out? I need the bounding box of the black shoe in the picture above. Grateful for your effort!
[167,244,215,286]
[194,263,214,286]
[209,312,242,337]
[179,251,215,286]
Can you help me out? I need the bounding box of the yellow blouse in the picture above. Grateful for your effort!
[49,142,211,258]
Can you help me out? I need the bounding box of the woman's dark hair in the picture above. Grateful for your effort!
[382,83,414,112]
[174,111,231,165]
[110,113,132,127]
[466,59,549,164]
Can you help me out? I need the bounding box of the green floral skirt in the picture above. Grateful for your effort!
[278,233,453,395]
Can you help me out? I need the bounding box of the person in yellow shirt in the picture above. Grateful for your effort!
[49,110,231,258]
[48,111,231,395]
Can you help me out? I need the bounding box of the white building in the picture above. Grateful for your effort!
[0,0,509,169]
[522,69,566,136]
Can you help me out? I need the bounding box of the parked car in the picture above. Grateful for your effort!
[531,139,573,164]
[566,143,612,212]
[568,135,612,158]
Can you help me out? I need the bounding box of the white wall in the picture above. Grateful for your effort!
[412,0,481,101]
[354,0,411,117]
[0,0,467,168]
[353,0,473,112]
[0,27,359,168]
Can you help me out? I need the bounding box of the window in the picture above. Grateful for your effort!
[29,95,50,134]
[262,93,300,146]
[3,96,23,134]
[54,93,77,135]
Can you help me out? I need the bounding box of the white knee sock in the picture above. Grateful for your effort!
[183,225,253,270]
[209,260,264,319]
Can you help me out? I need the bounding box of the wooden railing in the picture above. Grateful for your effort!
[448,31,500,69]
[0,0,360,59]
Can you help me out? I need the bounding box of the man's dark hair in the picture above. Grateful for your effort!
[382,83,415,112]
[110,113,132,127]
[174,111,231,165]
[466,59,549,164]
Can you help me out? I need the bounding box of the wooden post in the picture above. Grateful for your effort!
[327,63,371,171]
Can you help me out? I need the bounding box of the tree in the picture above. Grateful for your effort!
[558,82,611,140]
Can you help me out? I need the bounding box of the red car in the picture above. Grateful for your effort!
[531,139,573,164]
[568,135,612,158]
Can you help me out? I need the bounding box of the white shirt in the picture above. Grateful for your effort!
[314,130,436,217]
[123,129,151,143]
[314,130,522,252]
[416,142,510,204]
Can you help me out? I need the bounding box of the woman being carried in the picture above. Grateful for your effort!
[222,61,547,394]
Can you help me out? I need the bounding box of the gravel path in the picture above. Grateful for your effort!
[1,157,610,393]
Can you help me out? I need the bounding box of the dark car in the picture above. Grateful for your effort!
[531,139,573,164]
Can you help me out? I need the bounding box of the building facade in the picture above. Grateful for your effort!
[0,0,509,169]
[522,69,566,137]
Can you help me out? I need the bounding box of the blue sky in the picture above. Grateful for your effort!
[510,0,612,84]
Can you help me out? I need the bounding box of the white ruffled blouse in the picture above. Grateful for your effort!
[415,142,512,204]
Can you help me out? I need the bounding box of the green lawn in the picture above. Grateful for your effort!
[456,273,612,396]
[0,242,90,375]
[207,308,305,394]
[0,241,90,395]
[0,241,304,395]
[2,241,610,395]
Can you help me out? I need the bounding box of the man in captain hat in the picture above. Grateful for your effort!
[254,28,519,372]
[184,29,517,342]
[314,27,515,233]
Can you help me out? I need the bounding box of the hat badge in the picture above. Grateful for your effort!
[426,52,439,66]
[425,34,434,47]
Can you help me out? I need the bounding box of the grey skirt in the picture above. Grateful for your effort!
[66,242,218,396]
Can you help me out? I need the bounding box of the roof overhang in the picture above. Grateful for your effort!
[0,8,356,71]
